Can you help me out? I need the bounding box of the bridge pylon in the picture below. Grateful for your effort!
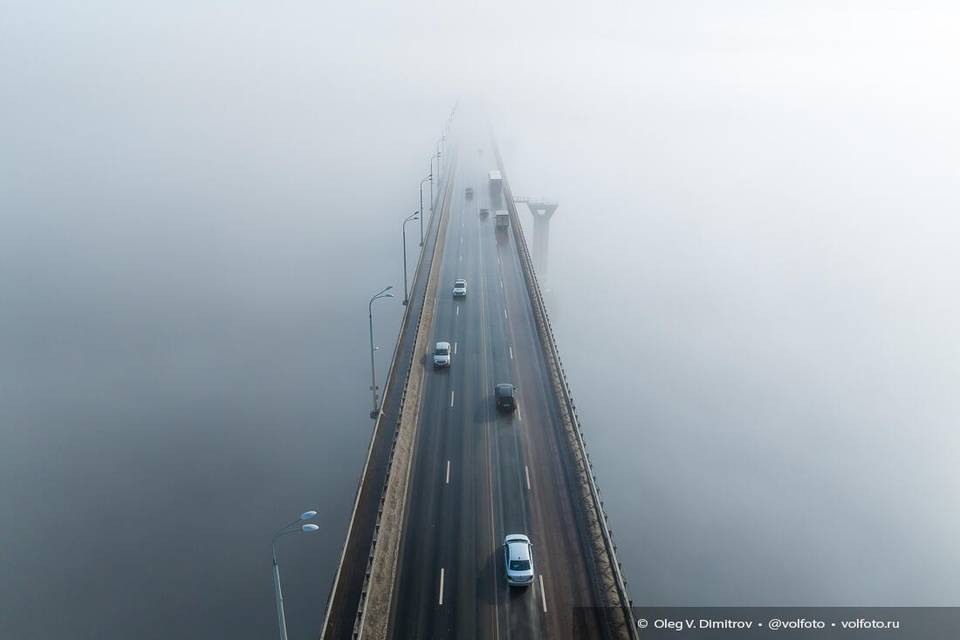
[516,197,559,285]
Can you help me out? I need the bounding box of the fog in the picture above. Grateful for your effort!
[2,1,959,637]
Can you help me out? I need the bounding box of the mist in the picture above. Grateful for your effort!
[2,1,959,637]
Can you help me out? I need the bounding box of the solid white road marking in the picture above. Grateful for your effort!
[440,568,446,606]
[450,390,455,407]
[509,346,514,360]
[539,575,547,612]
[446,460,451,484]
[525,465,531,490]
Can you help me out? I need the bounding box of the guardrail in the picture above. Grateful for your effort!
[492,137,638,639]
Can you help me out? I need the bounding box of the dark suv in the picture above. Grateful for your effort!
[495,383,515,412]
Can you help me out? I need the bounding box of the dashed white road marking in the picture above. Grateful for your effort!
[439,568,446,606]
[538,575,547,612]
[509,346,514,360]
[456,306,460,316]
[446,460,451,484]
[450,390,455,407]
[454,342,458,354]
[498,256,502,265]
[499,280,503,289]
[525,465,531,490]
[503,309,508,320]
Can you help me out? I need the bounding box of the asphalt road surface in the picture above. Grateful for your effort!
[388,138,611,639]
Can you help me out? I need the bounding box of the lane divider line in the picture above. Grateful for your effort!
[439,568,445,606]
[456,306,460,316]
[503,309,508,320]
[450,390,455,407]
[539,575,547,612]
[509,346,513,360]
[525,465,531,490]
[446,460,451,484]
[454,342,458,354]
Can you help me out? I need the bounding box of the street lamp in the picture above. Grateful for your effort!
[272,510,320,640]
[437,140,443,183]
[419,174,430,246]
[368,286,394,419]
[429,154,438,215]
[402,211,419,306]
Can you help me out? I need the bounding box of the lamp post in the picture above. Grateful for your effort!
[429,155,437,217]
[419,174,430,246]
[402,211,419,306]
[368,286,394,419]
[272,510,320,640]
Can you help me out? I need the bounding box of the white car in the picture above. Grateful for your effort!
[433,341,451,368]
[453,279,467,297]
[503,534,534,587]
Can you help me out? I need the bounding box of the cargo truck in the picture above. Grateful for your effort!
[488,170,503,207]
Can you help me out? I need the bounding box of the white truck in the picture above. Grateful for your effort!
[488,169,502,190]
[488,169,504,208]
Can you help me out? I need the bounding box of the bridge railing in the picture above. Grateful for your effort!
[492,138,638,639]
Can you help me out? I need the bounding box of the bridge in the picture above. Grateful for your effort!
[320,119,635,640]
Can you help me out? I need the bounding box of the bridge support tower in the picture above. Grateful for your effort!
[526,200,558,285]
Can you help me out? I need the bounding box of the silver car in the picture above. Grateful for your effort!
[503,534,534,587]
[453,278,467,297]
[433,341,451,368]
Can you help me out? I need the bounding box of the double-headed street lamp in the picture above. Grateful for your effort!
[272,510,320,640]
[429,153,438,215]
[437,140,443,183]
[402,211,419,306]
[419,174,430,246]
[368,286,394,419]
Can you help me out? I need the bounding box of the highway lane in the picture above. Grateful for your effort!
[389,134,610,639]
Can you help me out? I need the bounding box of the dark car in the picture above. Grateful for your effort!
[495,383,515,412]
